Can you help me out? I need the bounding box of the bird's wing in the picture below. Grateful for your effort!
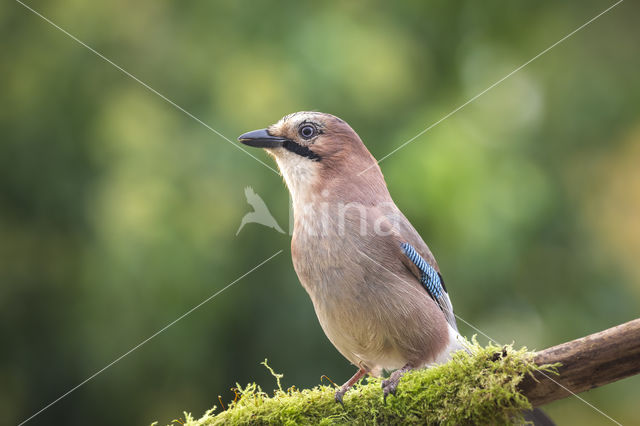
[398,242,457,331]
[379,207,458,331]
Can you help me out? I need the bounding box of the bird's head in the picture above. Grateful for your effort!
[238,111,387,204]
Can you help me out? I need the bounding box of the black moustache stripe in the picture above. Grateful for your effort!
[282,140,321,161]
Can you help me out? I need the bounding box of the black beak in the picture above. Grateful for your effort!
[237,128,289,148]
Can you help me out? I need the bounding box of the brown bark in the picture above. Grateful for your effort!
[520,318,640,407]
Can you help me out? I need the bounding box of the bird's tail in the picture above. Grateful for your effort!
[523,408,555,425]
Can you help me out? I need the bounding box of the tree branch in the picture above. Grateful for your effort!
[520,318,640,407]
[179,320,640,424]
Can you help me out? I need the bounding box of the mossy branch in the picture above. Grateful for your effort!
[173,341,555,425]
[170,319,640,425]
[520,318,640,407]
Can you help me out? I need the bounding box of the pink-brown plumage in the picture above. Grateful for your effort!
[239,112,465,401]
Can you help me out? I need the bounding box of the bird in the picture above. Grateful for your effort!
[237,112,555,424]
[236,186,285,235]
[238,111,466,403]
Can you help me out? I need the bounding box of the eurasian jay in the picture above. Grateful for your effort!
[238,111,467,402]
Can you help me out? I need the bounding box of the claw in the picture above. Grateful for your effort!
[381,377,399,402]
[334,368,367,405]
[381,364,412,402]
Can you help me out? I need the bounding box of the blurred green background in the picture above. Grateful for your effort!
[2,1,639,424]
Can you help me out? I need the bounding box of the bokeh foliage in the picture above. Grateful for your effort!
[1,1,639,425]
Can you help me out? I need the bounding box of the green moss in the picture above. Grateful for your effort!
[172,340,557,425]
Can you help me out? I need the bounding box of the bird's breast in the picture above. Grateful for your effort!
[290,201,395,298]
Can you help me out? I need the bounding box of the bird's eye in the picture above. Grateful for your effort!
[299,124,317,139]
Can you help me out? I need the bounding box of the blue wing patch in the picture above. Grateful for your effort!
[400,242,457,330]
[400,242,444,300]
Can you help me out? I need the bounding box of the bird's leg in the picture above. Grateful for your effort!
[334,368,367,404]
[381,363,413,401]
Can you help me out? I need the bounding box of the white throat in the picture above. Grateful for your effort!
[273,150,319,208]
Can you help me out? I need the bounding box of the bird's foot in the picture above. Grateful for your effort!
[381,376,401,401]
[334,368,367,406]
[381,364,412,402]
